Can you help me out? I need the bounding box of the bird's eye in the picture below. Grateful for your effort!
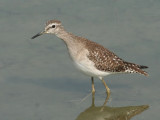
[51,25,55,28]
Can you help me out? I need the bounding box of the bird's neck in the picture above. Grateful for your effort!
[55,27,79,46]
[55,27,85,60]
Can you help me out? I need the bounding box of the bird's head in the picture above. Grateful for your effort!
[31,20,62,39]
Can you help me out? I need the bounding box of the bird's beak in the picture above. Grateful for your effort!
[31,31,45,39]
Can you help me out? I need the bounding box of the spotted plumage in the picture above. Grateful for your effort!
[83,39,148,76]
[31,19,149,98]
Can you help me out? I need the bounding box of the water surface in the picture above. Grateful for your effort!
[0,0,159,119]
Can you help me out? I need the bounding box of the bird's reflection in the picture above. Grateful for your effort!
[76,93,149,120]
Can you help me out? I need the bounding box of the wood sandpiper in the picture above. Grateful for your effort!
[31,20,148,98]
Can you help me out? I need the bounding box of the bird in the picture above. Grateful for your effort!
[31,19,148,98]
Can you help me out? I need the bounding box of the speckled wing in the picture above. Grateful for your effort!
[85,40,126,73]
[85,40,148,76]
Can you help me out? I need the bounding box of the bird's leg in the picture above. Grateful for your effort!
[91,77,95,94]
[100,95,110,111]
[101,78,110,98]
[91,88,95,107]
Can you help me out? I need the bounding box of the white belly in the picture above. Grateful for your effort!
[68,48,111,78]
[73,58,111,78]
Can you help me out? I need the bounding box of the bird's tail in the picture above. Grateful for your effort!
[124,62,149,76]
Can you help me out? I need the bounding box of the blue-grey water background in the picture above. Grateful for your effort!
[0,0,159,119]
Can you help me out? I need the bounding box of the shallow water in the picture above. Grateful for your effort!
[0,0,159,119]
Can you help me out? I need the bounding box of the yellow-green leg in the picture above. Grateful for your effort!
[100,77,110,98]
[91,77,95,94]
